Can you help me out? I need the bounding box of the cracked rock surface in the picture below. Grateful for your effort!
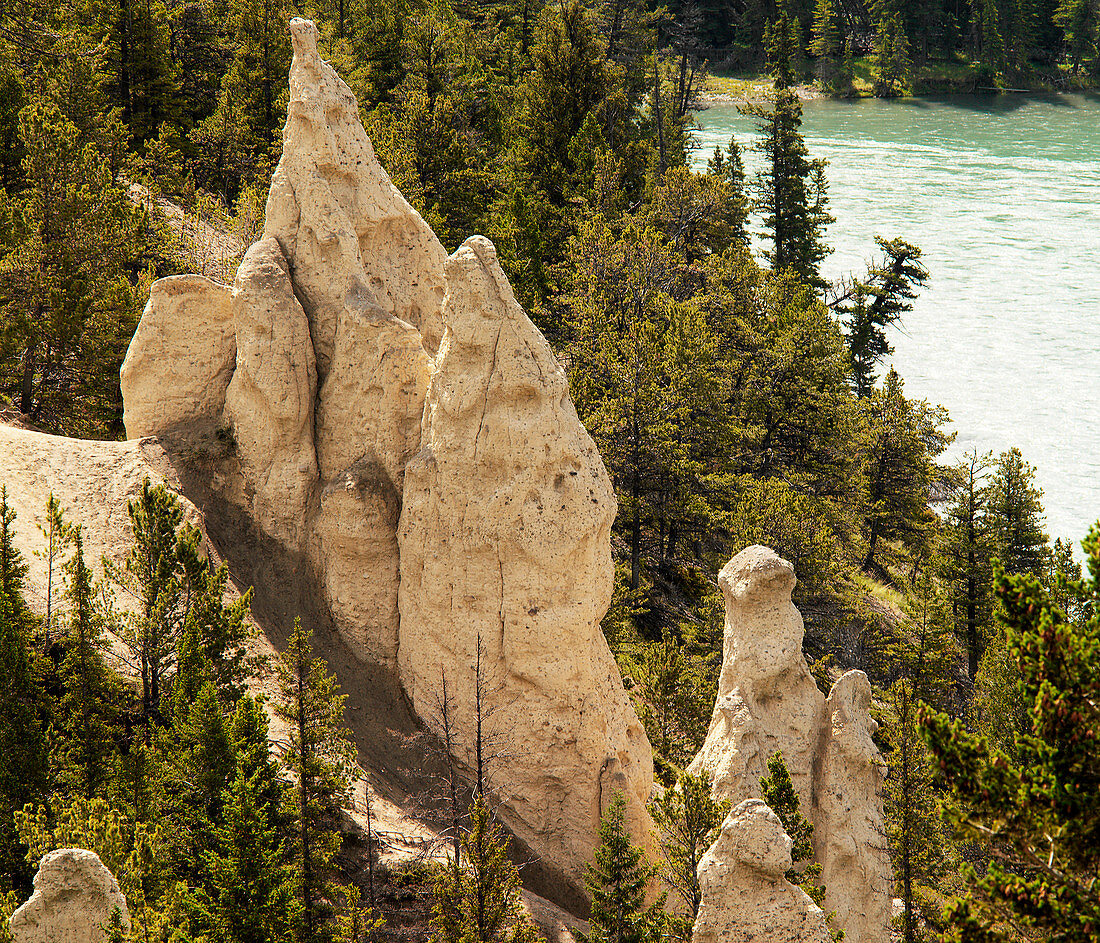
[398,237,653,887]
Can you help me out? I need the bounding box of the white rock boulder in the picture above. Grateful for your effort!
[223,237,318,552]
[693,800,831,943]
[263,17,446,371]
[10,848,129,943]
[818,671,892,943]
[688,546,825,812]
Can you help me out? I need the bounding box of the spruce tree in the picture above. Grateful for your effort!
[432,795,538,943]
[275,618,356,943]
[59,529,119,797]
[831,236,928,398]
[648,770,729,928]
[107,478,186,736]
[584,792,664,943]
[35,492,74,638]
[181,695,297,943]
[938,449,997,680]
[859,369,952,573]
[759,752,819,895]
[743,89,834,291]
[921,523,1100,942]
[987,447,1049,576]
[0,489,49,890]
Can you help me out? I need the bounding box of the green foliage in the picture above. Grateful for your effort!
[859,369,952,573]
[921,523,1100,942]
[57,530,121,797]
[431,795,538,943]
[987,447,1049,576]
[583,793,665,943]
[648,770,729,926]
[831,236,928,398]
[743,89,834,290]
[275,617,356,942]
[0,489,49,889]
[0,93,145,435]
[176,695,298,943]
[760,753,815,885]
[872,14,913,97]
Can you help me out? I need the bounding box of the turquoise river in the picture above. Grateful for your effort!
[694,93,1100,546]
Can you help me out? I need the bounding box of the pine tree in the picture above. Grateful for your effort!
[831,236,928,398]
[58,529,119,797]
[584,792,664,943]
[744,89,834,291]
[920,523,1100,942]
[0,94,144,435]
[275,618,356,943]
[35,492,74,638]
[987,447,1049,576]
[107,478,185,737]
[0,489,49,890]
[938,450,997,680]
[859,369,952,574]
[181,695,298,943]
[648,770,729,929]
[1055,0,1100,72]
[811,0,842,87]
[432,795,538,943]
[759,752,821,897]
[884,678,951,943]
[871,13,912,97]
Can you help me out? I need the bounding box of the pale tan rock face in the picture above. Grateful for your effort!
[120,274,234,441]
[693,800,831,943]
[688,547,890,943]
[10,849,130,943]
[263,17,446,374]
[818,671,892,943]
[224,237,318,552]
[113,19,655,901]
[397,236,653,888]
[688,546,825,812]
[312,296,429,666]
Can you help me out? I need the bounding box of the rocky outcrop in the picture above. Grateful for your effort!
[688,546,823,812]
[120,274,234,443]
[398,236,652,887]
[223,237,318,552]
[693,800,832,943]
[10,849,130,943]
[263,17,446,370]
[114,19,653,902]
[688,546,890,943]
[818,671,892,943]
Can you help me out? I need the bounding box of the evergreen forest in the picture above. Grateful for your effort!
[0,0,1098,939]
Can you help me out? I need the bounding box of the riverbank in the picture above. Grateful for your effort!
[702,58,1098,106]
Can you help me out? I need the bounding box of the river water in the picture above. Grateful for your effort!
[694,93,1100,547]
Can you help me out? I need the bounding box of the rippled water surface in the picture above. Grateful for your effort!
[695,93,1100,545]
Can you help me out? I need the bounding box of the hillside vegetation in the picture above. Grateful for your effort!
[1,0,1099,940]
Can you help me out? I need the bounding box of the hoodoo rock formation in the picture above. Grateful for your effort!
[398,236,652,878]
[116,17,652,898]
[692,800,831,943]
[689,546,890,943]
[9,848,130,943]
